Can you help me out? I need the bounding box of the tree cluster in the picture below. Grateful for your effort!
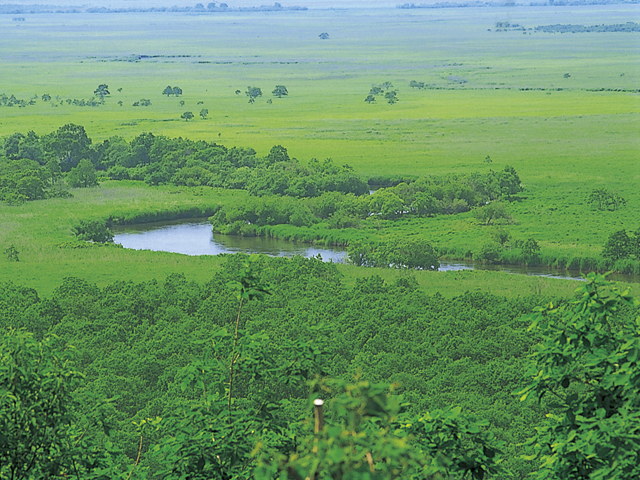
[162,85,183,96]
[365,82,398,104]
[209,165,523,236]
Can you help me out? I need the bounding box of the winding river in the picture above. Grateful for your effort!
[113,219,639,283]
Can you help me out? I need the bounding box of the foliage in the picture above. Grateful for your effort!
[0,253,569,476]
[4,244,19,262]
[94,84,110,100]
[73,219,114,243]
[521,237,541,260]
[67,158,99,188]
[259,378,506,480]
[246,86,263,104]
[365,83,398,105]
[162,86,183,96]
[347,238,440,270]
[272,85,288,98]
[0,329,115,480]
[519,274,640,479]
[473,201,512,226]
[475,241,503,264]
[587,188,626,211]
[180,111,194,121]
[602,228,640,260]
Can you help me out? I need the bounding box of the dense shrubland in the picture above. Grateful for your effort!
[1,256,639,479]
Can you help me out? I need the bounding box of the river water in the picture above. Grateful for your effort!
[113,219,639,283]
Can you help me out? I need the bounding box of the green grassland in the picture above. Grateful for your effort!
[0,180,582,298]
[1,5,639,293]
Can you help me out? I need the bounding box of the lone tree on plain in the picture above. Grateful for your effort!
[181,111,194,121]
[319,32,329,39]
[4,244,19,262]
[272,85,288,98]
[199,108,209,119]
[93,84,110,100]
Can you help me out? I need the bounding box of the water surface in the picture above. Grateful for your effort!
[114,219,639,283]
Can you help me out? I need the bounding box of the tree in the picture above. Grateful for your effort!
[318,32,329,39]
[181,111,194,121]
[0,329,114,479]
[245,86,262,103]
[162,85,174,96]
[587,188,626,211]
[521,237,540,260]
[364,94,376,103]
[41,93,51,101]
[385,90,398,104]
[602,229,632,260]
[67,158,98,188]
[519,274,640,480]
[93,84,110,100]
[172,86,183,96]
[43,123,92,172]
[475,241,503,264]
[379,237,440,270]
[199,108,209,119]
[4,132,25,159]
[410,192,438,216]
[346,239,375,267]
[498,165,523,197]
[368,189,404,219]
[473,201,512,225]
[272,85,288,98]
[4,244,19,261]
[264,145,290,164]
[73,219,114,243]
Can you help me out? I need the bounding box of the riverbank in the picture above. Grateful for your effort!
[127,218,640,284]
[219,222,640,280]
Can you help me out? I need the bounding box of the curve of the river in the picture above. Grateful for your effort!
[113,219,640,283]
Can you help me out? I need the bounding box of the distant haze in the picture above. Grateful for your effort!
[2,0,407,8]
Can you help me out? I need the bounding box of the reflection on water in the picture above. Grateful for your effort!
[113,219,639,283]
[113,219,348,263]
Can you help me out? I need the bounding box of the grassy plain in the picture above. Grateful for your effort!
[1,5,639,292]
[0,180,581,298]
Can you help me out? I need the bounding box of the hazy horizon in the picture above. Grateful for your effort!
[0,0,489,10]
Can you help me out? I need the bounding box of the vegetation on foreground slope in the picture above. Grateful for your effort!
[2,257,639,479]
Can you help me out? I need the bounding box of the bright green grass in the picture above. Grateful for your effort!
[0,180,589,299]
[0,6,638,293]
